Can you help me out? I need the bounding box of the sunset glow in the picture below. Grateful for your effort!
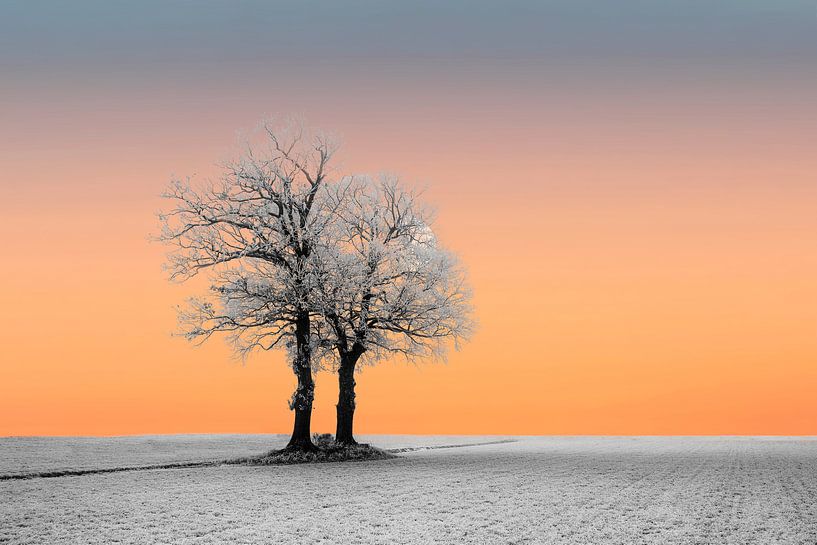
[2,1,816,436]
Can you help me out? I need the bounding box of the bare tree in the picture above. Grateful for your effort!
[157,119,336,452]
[315,175,474,444]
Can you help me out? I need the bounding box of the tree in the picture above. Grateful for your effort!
[315,175,474,444]
[157,120,336,452]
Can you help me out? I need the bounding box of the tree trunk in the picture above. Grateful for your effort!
[335,345,364,445]
[286,311,316,452]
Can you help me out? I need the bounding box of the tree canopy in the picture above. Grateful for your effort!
[157,120,473,450]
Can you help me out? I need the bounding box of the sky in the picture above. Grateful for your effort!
[1,0,816,436]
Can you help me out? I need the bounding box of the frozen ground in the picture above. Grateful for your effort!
[2,436,816,544]
[0,434,508,477]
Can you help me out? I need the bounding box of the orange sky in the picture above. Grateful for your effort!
[2,1,816,436]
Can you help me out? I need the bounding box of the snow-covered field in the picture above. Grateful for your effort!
[2,436,816,544]
[0,435,513,477]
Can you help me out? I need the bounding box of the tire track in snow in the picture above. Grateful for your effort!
[385,439,518,454]
[0,461,221,481]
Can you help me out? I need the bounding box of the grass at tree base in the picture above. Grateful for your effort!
[228,434,396,465]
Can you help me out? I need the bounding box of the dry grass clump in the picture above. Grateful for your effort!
[230,434,395,466]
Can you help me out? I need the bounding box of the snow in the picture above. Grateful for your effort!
[0,435,512,477]
[2,436,817,544]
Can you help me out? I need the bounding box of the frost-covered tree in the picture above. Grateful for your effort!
[316,176,474,444]
[157,120,336,452]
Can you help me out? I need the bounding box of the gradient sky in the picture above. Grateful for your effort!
[2,1,816,436]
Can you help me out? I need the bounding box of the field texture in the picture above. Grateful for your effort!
[2,436,816,544]
[0,435,502,477]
